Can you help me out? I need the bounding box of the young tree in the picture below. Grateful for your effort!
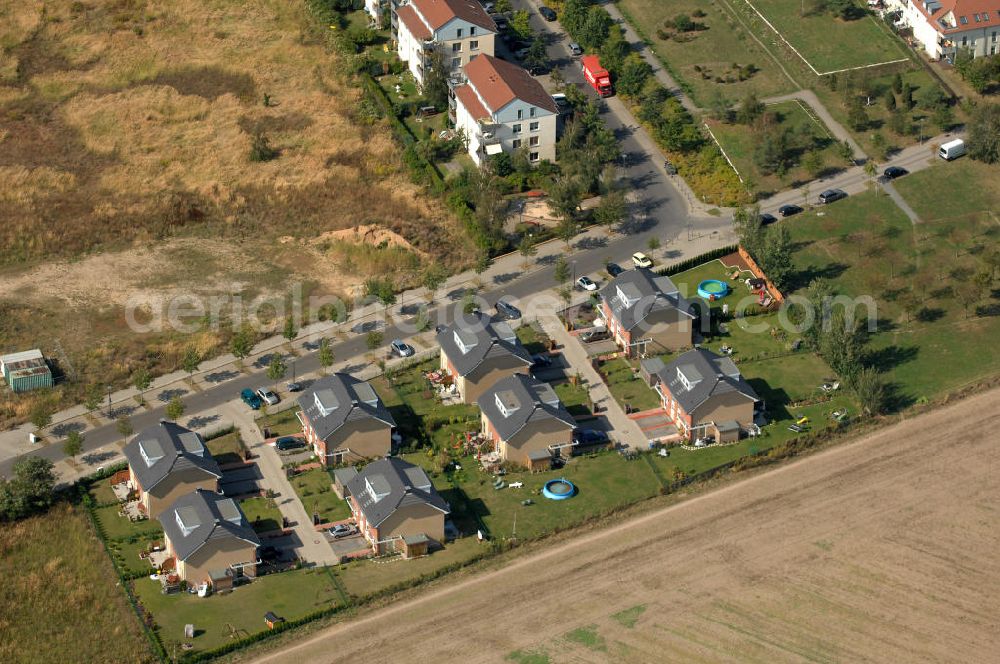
[736,91,765,125]
[366,331,384,352]
[282,316,298,343]
[63,430,84,459]
[864,159,879,194]
[4,457,56,519]
[165,396,186,422]
[229,326,254,366]
[647,237,661,254]
[29,400,54,432]
[966,102,1000,164]
[524,37,548,71]
[267,354,287,389]
[853,367,888,416]
[846,98,869,132]
[132,367,152,405]
[518,235,538,268]
[421,50,449,110]
[594,187,627,231]
[248,132,278,162]
[83,384,102,413]
[421,264,448,302]
[617,53,653,97]
[318,337,335,374]
[510,10,533,41]
[181,347,200,379]
[554,256,571,286]
[116,415,134,443]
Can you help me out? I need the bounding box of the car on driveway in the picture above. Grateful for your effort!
[495,299,521,320]
[326,524,356,539]
[576,276,598,291]
[778,204,803,217]
[275,436,306,452]
[759,213,778,226]
[819,188,847,204]
[390,339,414,357]
[530,353,552,371]
[528,64,550,76]
[882,166,908,180]
[632,252,653,268]
[539,6,557,21]
[256,387,279,406]
[606,262,624,277]
[573,428,610,446]
[579,327,610,343]
[568,42,583,56]
[241,388,262,410]
[286,381,303,393]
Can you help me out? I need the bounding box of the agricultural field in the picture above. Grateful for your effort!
[242,387,1000,663]
[0,503,155,664]
[616,0,796,105]
[707,100,843,197]
[786,184,1000,403]
[0,0,472,427]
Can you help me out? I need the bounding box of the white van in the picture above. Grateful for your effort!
[939,139,965,161]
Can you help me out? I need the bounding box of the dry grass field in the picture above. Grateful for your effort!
[0,502,156,664]
[0,0,473,424]
[247,386,1000,664]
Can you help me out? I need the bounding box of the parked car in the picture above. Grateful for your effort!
[275,436,306,452]
[568,42,583,56]
[493,15,509,30]
[573,429,610,446]
[495,299,522,320]
[513,47,530,60]
[256,387,279,406]
[576,276,598,291]
[632,252,653,268]
[539,6,557,21]
[551,93,569,111]
[778,204,803,217]
[390,339,414,357]
[606,262,624,277]
[819,188,847,204]
[285,381,303,393]
[258,545,280,561]
[435,323,448,334]
[530,353,552,370]
[528,64,550,76]
[241,388,262,410]
[579,327,610,343]
[326,524,356,539]
[759,213,778,226]
[882,166,908,180]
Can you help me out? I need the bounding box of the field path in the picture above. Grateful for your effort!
[248,387,1000,663]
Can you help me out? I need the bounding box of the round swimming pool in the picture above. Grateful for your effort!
[697,279,730,300]
[542,478,576,500]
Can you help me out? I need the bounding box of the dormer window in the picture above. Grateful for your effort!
[495,390,519,417]
[456,27,463,38]
[470,26,476,36]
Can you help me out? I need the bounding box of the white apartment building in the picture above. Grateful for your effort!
[450,54,558,166]
[890,0,1000,61]
[394,0,497,86]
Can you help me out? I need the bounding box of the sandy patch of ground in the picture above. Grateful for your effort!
[249,386,1000,663]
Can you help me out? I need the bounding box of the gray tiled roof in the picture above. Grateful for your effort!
[436,312,532,377]
[477,374,577,442]
[599,268,695,332]
[346,458,449,529]
[297,373,395,443]
[158,489,260,562]
[123,422,222,492]
[654,348,759,415]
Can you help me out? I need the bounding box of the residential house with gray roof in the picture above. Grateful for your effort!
[124,421,222,518]
[345,457,450,555]
[651,348,760,441]
[297,373,396,466]
[158,489,260,587]
[598,268,698,358]
[437,311,533,404]
[478,374,577,470]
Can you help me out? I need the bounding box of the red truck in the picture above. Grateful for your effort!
[581,55,612,97]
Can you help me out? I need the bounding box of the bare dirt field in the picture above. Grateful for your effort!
[247,387,1000,664]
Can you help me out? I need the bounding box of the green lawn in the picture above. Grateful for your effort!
[552,379,591,417]
[893,159,1000,223]
[289,467,351,524]
[204,430,244,466]
[785,189,1000,405]
[598,357,662,412]
[616,0,797,106]
[743,0,909,73]
[238,496,283,534]
[707,100,842,197]
[256,408,302,437]
[135,567,345,656]
[516,322,550,355]
[88,478,120,505]
[107,535,162,577]
[93,504,163,541]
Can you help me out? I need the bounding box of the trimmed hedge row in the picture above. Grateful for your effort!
[655,244,738,276]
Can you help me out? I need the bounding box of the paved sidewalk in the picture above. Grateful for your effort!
[538,316,649,450]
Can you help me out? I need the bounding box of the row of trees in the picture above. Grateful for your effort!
[733,206,795,290]
[954,51,1000,94]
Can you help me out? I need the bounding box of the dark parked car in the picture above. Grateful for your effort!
[530,353,552,371]
[240,388,262,410]
[573,429,610,446]
[539,6,557,21]
[778,204,803,217]
[275,436,306,452]
[579,328,610,343]
[258,545,280,561]
[606,262,624,277]
[528,64,550,76]
[819,189,847,204]
[285,381,303,393]
[759,213,778,226]
[495,299,521,320]
[882,166,908,180]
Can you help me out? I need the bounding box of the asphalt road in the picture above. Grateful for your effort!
[0,6,730,480]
